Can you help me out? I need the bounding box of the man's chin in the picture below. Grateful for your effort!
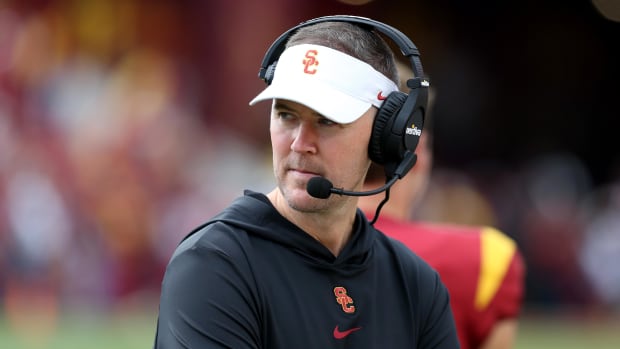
[284,188,328,212]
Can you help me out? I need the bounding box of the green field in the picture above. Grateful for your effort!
[0,309,618,349]
[515,313,620,349]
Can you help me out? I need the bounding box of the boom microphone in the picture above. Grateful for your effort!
[307,176,399,199]
[306,151,418,199]
[306,152,417,225]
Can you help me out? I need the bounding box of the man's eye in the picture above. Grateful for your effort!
[318,117,336,126]
[277,111,294,120]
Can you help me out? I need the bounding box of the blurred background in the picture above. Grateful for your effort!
[0,0,619,348]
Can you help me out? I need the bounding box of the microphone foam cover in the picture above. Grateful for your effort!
[306,177,333,199]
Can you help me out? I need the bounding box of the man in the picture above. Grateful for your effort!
[154,16,459,348]
[358,65,525,349]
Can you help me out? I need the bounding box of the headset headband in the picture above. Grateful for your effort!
[258,15,427,86]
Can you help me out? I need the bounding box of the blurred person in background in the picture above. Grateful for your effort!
[154,15,459,348]
[358,63,526,349]
[578,181,620,310]
[518,152,595,308]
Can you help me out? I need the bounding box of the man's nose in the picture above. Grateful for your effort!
[291,122,318,154]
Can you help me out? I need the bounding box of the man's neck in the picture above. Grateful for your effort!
[268,189,358,257]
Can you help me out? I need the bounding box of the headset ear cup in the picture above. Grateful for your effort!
[369,92,408,164]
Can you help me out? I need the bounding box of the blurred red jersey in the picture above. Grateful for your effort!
[371,215,525,349]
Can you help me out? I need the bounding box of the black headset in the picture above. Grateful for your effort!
[257,15,429,179]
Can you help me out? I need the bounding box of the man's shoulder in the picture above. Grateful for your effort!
[388,219,487,239]
[377,218,519,253]
[175,191,271,247]
[412,223,523,268]
[168,219,249,262]
[401,222,525,312]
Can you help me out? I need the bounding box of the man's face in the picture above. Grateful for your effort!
[270,99,375,212]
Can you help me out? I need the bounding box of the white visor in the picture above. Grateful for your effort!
[249,44,399,124]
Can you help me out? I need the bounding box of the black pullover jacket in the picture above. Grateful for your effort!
[155,190,459,348]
